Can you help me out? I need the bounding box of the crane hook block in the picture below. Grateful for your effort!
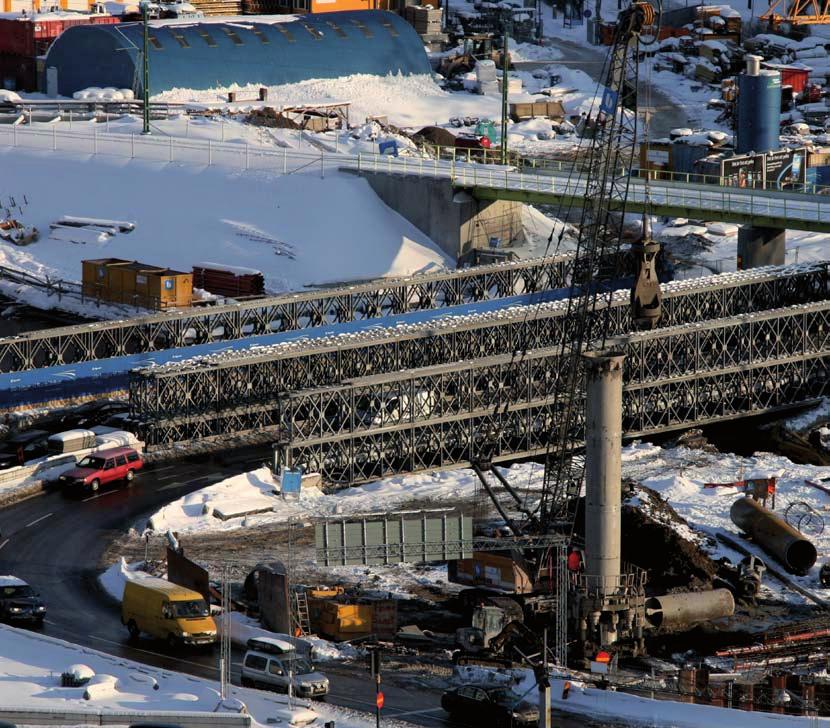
[631,234,662,330]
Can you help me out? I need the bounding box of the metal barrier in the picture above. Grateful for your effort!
[0,706,251,728]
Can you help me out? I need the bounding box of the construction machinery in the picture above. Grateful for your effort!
[450,0,710,666]
[761,0,830,26]
[438,34,510,78]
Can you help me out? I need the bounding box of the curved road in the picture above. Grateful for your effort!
[0,453,591,727]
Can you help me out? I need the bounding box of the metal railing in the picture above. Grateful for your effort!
[2,125,829,227]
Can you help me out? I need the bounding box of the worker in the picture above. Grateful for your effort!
[567,548,582,573]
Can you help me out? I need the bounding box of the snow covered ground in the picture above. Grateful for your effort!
[0,624,398,728]
[142,439,830,607]
[0,145,450,312]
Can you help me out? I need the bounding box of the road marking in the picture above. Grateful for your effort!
[388,707,444,718]
[156,473,179,482]
[0,539,9,551]
[24,513,53,528]
[157,481,184,492]
[153,464,177,473]
[82,493,106,502]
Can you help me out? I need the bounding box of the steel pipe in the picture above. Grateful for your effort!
[645,589,735,629]
[730,496,817,575]
[583,351,625,593]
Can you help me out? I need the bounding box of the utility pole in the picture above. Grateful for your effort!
[500,20,511,166]
[141,0,150,135]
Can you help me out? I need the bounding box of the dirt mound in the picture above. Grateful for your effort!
[572,482,718,594]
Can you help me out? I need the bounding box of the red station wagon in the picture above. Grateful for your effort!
[59,447,144,493]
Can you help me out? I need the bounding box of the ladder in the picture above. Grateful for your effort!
[291,589,311,637]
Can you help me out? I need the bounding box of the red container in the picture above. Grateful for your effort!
[779,66,809,94]
[0,14,119,57]
[192,265,265,299]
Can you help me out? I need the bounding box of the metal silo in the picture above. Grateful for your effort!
[737,55,781,155]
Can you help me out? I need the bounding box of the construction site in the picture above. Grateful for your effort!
[3,0,830,724]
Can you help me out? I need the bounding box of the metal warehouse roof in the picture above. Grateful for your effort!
[44,11,431,96]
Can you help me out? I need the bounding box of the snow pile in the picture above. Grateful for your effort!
[143,462,546,534]
[98,558,157,602]
[0,147,450,314]
[0,624,379,728]
[73,87,135,102]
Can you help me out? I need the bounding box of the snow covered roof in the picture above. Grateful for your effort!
[0,576,27,587]
[48,429,96,443]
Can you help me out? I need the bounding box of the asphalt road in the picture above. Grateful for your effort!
[0,453,504,727]
[0,450,596,727]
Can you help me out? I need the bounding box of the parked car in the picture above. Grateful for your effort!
[0,576,46,626]
[241,637,329,699]
[121,577,217,648]
[0,430,50,470]
[441,684,538,727]
[58,400,129,430]
[58,446,143,493]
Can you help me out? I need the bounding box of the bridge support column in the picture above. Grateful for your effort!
[737,226,785,270]
[584,350,624,593]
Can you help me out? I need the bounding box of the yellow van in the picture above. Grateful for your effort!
[121,577,217,648]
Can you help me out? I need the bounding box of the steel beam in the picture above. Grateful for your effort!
[131,264,830,429]
[0,253,578,373]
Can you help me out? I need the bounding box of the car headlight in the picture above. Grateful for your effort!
[35,605,46,612]
[180,632,190,637]
[9,607,23,613]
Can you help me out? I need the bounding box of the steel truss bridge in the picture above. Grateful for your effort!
[276,301,830,483]
[131,263,830,453]
[0,253,582,374]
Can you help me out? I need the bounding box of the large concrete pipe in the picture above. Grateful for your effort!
[583,351,625,594]
[645,589,735,629]
[730,496,817,575]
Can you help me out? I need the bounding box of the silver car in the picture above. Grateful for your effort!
[240,637,329,699]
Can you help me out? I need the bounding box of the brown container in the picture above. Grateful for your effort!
[81,258,191,310]
[81,258,131,301]
[372,600,397,639]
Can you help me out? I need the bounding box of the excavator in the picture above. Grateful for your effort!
[451,0,663,665]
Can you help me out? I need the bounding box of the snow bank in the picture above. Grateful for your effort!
[0,148,450,308]
[0,624,378,728]
[98,558,155,602]
[144,462,545,534]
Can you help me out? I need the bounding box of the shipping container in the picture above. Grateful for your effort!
[0,13,119,58]
[192,263,265,298]
[776,65,809,95]
[448,552,534,593]
[82,258,192,310]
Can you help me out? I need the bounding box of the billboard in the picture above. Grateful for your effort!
[765,148,806,189]
[721,153,763,189]
[720,148,807,190]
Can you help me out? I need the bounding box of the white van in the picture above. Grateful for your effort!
[240,637,329,699]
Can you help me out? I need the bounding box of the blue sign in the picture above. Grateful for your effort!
[378,140,399,157]
[599,87,618,117]
[584,8,592,17]
[164,279,174,290]
[281,468,302,494]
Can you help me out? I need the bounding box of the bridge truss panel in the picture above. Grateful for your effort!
[132,265,830,430]
[0,254,576,373]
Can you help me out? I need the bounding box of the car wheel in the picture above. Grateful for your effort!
[90,479,100,492]
[241,677,253,688]
[125,470,135,484]
[34,616,45,628]
[167,633,179,650]
[127,620,140,640]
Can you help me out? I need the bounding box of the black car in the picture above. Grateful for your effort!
[59,401,129,430]
[0,430,50,470]
[0,576,46,625]
[441,685,539,727]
